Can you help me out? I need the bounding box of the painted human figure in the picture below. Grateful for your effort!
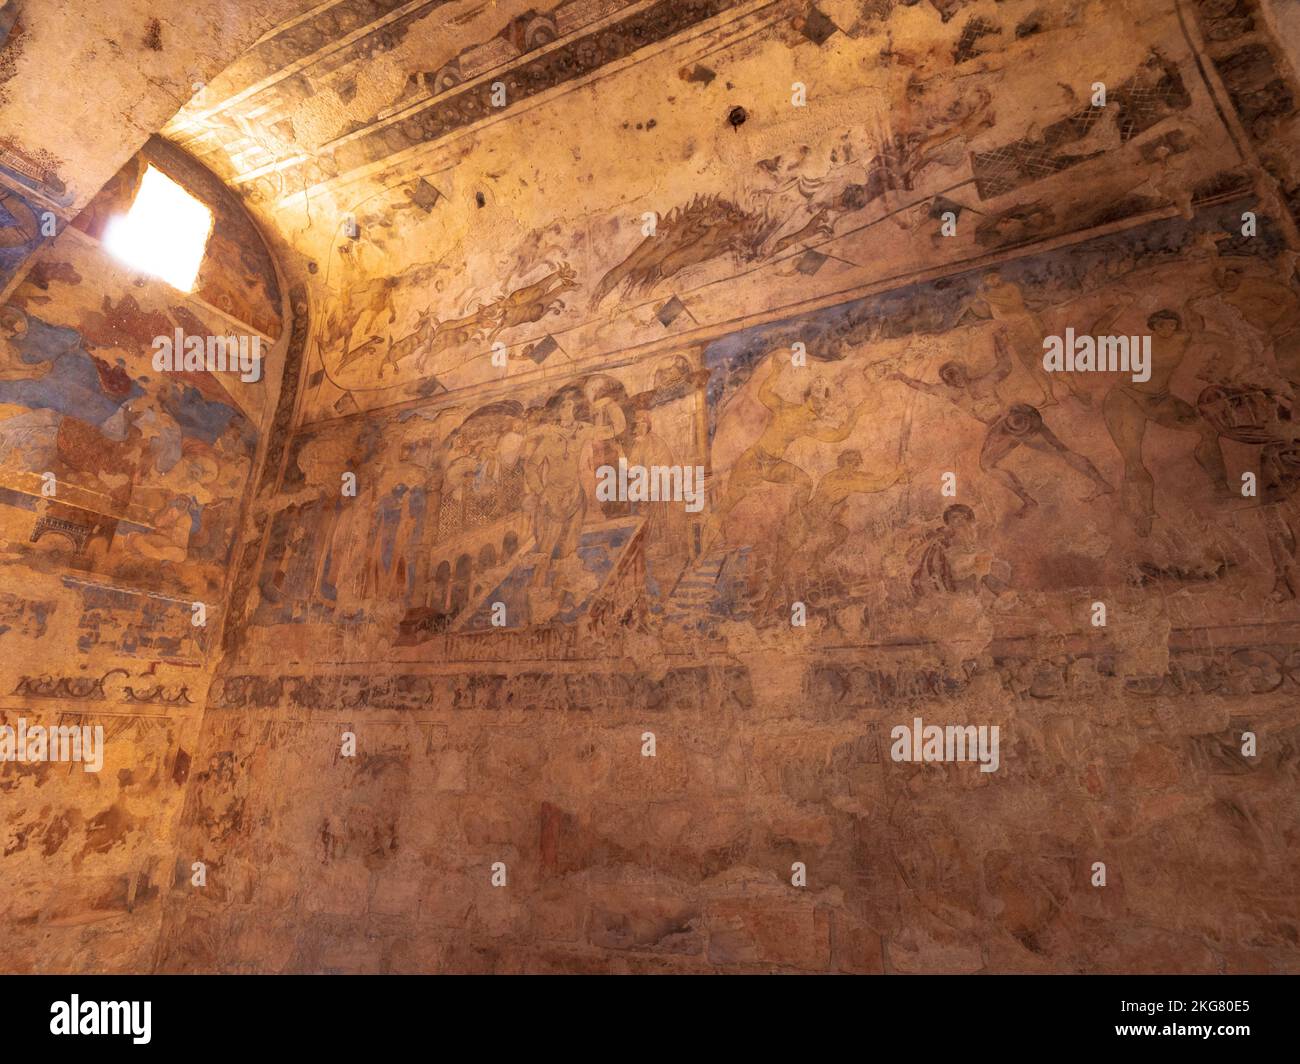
[912,503,995,597]
[121,451,218,564]
[787,450,904,558]
[890,331,1113,517]
[969,272,1086,406]
[1196,380,1300,600]
[0,307,52,382]
[184,422,252,566]
[764,448,905,611]
[1204,265,1300,391]
[1099,304,1228,536]
[520,397,617,615]
[706,352,868,548]
[627,408,689,572]
[267,432,364,609]
[124,494,195,564]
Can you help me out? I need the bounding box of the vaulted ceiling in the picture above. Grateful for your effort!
[155,0,1271,425]
[0,0,325,212]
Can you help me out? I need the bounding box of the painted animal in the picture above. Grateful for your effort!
[590,195,776,309]
[771,208,835,256]
[486,264,578,341]
[416,302,501,373]
[335,266,579,378]
[377,309,437,378]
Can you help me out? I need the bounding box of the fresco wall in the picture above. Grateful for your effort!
[159,0,1300,420]
[152,0,1300,971]
[4,0,1295,978]
[0,0,325,212]
[0,153,282,971]
[0,0,322,304]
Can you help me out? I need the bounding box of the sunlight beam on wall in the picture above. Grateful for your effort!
[104,165,212,293]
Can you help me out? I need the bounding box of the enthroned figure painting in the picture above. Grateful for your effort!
[1,0,1299,1014]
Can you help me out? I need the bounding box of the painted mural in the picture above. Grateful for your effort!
[0,263,258,601]
[0,179,50,291]
[197,0,1300,675]
[224,198,1300,665]
[4,0,1300,977]
[0,136,286,623]
[191,0,1273,423]
[71,141,283,340]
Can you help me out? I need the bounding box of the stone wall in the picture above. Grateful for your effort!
[6,0,1300,974]
[148,0,1300,974]
[0,148,281,972]
[156,635,1299,972]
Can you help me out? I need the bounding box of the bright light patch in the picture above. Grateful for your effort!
[104,166,212,292]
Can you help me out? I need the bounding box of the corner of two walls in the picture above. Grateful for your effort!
[0,153,292,972]
[143,0,1300,974]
